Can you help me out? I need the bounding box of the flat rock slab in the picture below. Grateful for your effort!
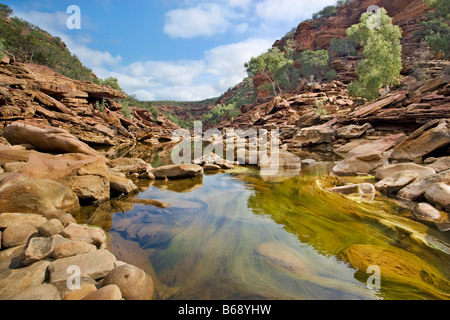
[0,212,47,229]
[0,258,50,300]
[151,164,203,180]
[48,249,117,283]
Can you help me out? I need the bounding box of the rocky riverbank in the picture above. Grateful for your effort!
[0,120,205,300]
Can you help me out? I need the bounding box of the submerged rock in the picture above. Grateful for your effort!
[328,183,376,200]
[342,244,450,300]
[255,242,312,275]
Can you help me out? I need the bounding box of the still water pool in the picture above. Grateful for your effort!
[80,162,450,300]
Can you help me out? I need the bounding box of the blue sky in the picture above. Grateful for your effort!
[4,0,337,101]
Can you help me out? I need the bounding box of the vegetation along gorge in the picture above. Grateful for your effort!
[0,0,449,301]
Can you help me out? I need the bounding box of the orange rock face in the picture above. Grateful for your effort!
[293,0,431,55]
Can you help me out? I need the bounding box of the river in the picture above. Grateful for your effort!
[78,144,450,300]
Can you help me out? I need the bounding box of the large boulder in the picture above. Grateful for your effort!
[375,163,436,180]
[332,134,406,176]
[102,264,154,300]
[398,169,450,201]
[336,123,372,139]
[425,182,450,213]
[47,249,117,283]
[109,174,138,195]
[0,179,80,215]
[107,158,153,176]
[20,152,110,203]
[291,124,336,147]
[375,171,420,194]
[389,120,450,162]
[0,213,47,229]
[151,164,203,180]
[4,122,99,156]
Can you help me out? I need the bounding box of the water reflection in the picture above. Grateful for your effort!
[83,143,449,300]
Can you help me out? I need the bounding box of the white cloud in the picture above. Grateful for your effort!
[163,3,231,38]
[204,38,273,78]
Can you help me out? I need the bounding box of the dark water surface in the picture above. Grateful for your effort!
[79,147,450,300]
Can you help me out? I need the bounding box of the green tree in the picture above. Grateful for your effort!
[245,46,294,96]
[0,39,5,60]
[101,77,122,91]
[417,0,450,58]
[0,3,13,17]
[299,49,331,83]
[346,7,403,101]
[312,5,337,20]
[328,37,357,57]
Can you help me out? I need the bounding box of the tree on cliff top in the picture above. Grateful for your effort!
[245,46,294,96]
[418,0,450,58]
[346,7,403,101]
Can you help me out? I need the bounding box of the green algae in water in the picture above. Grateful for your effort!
[106,168,450,300]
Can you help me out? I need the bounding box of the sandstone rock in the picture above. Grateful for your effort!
[22,235,69,266]
[151,164,203,180]
[291,124,336,147]
[194,152,235,169]
[8,284,61,300]
[413,203,442,221]
[375,171,420,194]
[43,211,77,227]
[108,158,153,175]
[38,219,64,237]
[81,284,122,300]
[0,260,50,300]
[61,175,110,202]
[4,122,99,156]
[332,134,406,176]
[300,159,318,167]
[328,183,376,199]
[64,284,98,300]
[3,162,26,173]
[20,152,110,203]
[1,225,38,249]
[102,264,154,300]
[425,182,450,212]
[61,223,107,247]
[427,156,450,173]
[375,163,436,180]
[48,249,117,283]
[203,164,221,171]
[332,157,384,176]
[390,120,450,162]
[109,174,138,195]
[336,123,372,139]
[0,172,29,192]
[258,150,302,171]
[398,169,450,201]
[0,179,80,215]
[51,276,98,300]
[53,241,97,260]
[0,213,47,229]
